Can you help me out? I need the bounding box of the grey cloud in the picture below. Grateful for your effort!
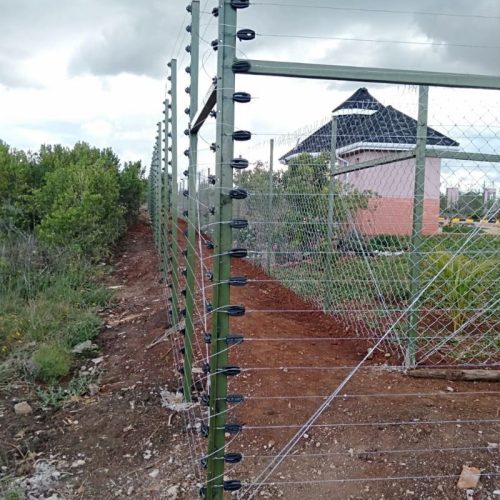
[68,0,182,78]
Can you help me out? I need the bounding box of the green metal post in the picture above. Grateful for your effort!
[156,122,163,253]
[169,59,181,330]
[325,113,338,312]
[162,100,170,283]
[328,113,338,244]
[266,138,274,275]
[184,0,201,402]
[406,85,429,367]
[206,1,237,498]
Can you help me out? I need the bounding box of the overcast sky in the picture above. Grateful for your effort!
[1,0,499,187]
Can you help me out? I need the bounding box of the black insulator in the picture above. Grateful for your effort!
[226,394,244,404]
[209,206,216,215]
[199,486,207,498]
[167,76,172,81]
[205,303,213,313]
[210,143,216,152]
[168,146,172,152]
[200,422,209,437]
[212,76,217,85]
[183,229,188,236]
[225,305,246,317]
[229,248,248,258]
[186,24,192,32]
[233,60,251,73]
[231,158,249,169]
[167,90,172,95]
[184,107,190,115]
[185,66,191,74]
[232,130,252,141]
[182,268,188,276]
[182,248,188,256]
[219,365,241,376]
[183,210,189,217]
[202,362,210,374]
[204,333,212,344]
[229,188,248,200]
[201,392,210,406]
[224,480,242,492]
[225,423,243,434]
[181,288,187,296]
[179,346,185,355]
[231,0,250,8]
[183,169,189,176]
[209,110,217,118]
[208,175,216,185]
[226,335,244,345]
[184,129,190,136]
[179,328,186,337]
[229,219,248,229]
[237,28,256,41]
[211,39,218,51]
[168,132,173,138]
[229,276,248,286]
[233,92,251,103]
[183,149,190,156]
[181,308,187,317]
[211,6,219,16]
[200,457,208,469]
[178,366,185,374]
[225,453,243,464]
[206,271,214,281]
[185,86,191,94]
[186,4,192,12]
[183,189,189,197]
[185,44,191,53]
[205,240,214,249]
[167,61,172,68]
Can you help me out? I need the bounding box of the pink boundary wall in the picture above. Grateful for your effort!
[341,150,441,236]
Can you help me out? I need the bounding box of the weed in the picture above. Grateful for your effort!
[32,344,72,383]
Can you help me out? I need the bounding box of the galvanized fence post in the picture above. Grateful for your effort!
[407,85,429,367]
[183,0,201,402]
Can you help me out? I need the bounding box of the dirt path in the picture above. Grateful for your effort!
[1,216,195,499]
[1,215,499,499]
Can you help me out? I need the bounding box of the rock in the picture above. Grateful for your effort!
[492,490,500,496]
[267,440,275,449]
[149,468,160,478]
[71,459,86,468]
[14,401,32,415]
[166,485,179,499]
[91,356,103,365]
[87,383,99,396]
[72,340,98,354]
[457,465,481,489]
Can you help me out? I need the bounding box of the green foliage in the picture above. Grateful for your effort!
[422,252,497,332]
[119,161,146,223]
[32,344,72,383]
[0,140,140,385]
[36,374,94,409]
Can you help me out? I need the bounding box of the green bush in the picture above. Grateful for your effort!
[32,344,72,382]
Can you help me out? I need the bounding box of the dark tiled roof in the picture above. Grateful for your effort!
[280,88,459,161]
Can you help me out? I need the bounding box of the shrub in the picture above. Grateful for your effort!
[32,344,72,382]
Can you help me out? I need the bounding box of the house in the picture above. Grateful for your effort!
[280,88,459,235]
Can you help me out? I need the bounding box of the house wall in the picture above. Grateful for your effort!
[340,150,441,235]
